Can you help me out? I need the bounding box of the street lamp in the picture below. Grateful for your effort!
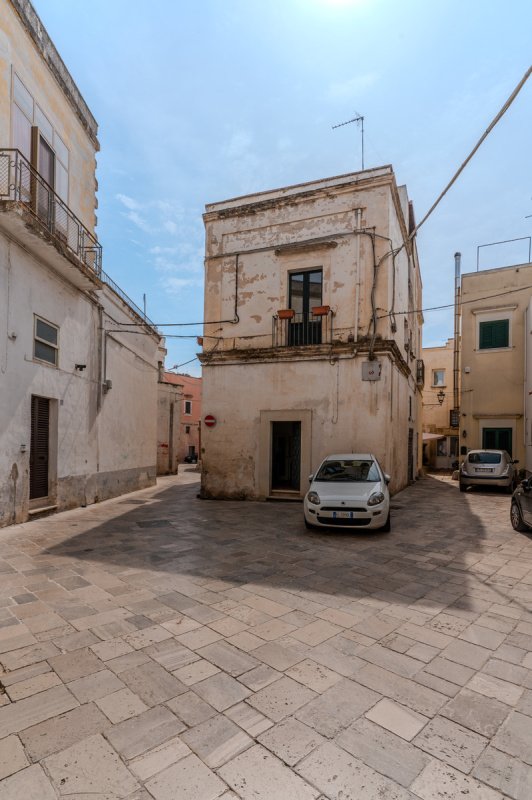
[437,389,445,405]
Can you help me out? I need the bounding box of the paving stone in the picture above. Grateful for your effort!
[52,629,100,652]
[144,637,199,671]
[365,697,427,740]
[244,595,294,618]
[484,657,529,685]
[258,717,325,766]
[193,672,250,712]
[224,701,273,736]
[252,640,308,670]
[296,678,379,737]
[19,701,111,761]
[247,675,316,722]
[67,668,125,703]
[337,717,429,787]
[129,735,191,780]
[0,733,29,779]
[467,672,524,706]
[197,641,259,676]
[472,746,532,800]
[291,619,342,646]
[424,656,475,685]
[0,631,36,655]
[286,658,342,693]
[459,624,507,650]
[208,616,249,636]
[308,639,366,677]
[177,626,224,650]
[353,614,402,641]
[0,641,59,670]
[95,687,149,723]
[226,631,264,651]
[413,715,488,773]
[0,764,56,800]
[90,637,134,661]
[0,683,78,739]
[45,732,139,797]
[5,670,61,701]
[145,753,227,800]
[120,661,186,705]
[182,713,253,768]
[491,710,532,765]
[219,743,318,799]
[410,758,503,799]
[441,639,492,670]
[48,646,104,682]
[238,663,282,691]
[354,663,447,717]
[441,688,512,737]
[0,660,50,687]
[295,740,412,799]
[167,690,217,726]
[359,643,425,678]
[106,705,185,759]
[106,650,151,674]
[516,688,532,716]
[174,658,220,685]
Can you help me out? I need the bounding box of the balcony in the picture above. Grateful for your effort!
[272,308,334,347]
[0,149,102,289]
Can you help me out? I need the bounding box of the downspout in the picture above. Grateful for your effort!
[453,252,461,413]
[354,209,361,341]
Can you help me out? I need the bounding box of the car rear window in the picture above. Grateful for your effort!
[468,452,502,464]
[315,460,380,482]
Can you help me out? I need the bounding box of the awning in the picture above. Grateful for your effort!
[422,433,446,441]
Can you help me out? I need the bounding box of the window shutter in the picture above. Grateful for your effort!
[479,319,509,349]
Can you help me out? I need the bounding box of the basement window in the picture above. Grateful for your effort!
[34,315,58,366]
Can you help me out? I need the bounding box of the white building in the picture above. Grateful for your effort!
[0,0,162,526]
[199,167,424,500]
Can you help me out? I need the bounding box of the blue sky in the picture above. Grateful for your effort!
[35,0,532,375]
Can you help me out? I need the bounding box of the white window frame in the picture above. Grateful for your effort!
[473,306,515,353]
[432,369,446,387]
[34,315,59,367]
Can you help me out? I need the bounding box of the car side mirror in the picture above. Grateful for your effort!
[384,474,391,485]
[308,474,313,483]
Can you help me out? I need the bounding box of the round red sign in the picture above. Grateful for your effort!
[204,414,216,428]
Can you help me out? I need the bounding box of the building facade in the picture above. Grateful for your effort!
[0,0,162,526]
[460,262,532,469]
[422,338,459,469]
[199,167,423,500]
[163,372,202,462]
[156,375,182,475]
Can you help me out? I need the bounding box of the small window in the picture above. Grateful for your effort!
[34,316,58,366]
[185,425,190,434]
[432,369,445,387]
[184,400,191,415]
[479,319,509,350]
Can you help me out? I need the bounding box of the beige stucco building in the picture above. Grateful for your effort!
[199,167,423,500]
[422,338,459,469]
[460,262,532,469]
[0,0,162,526]
[156,374,183,475]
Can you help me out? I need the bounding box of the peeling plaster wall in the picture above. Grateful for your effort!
[201,169,423,499]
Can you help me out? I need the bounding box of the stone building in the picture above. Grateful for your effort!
[0,0,162,526]
[162,372,202,463]
[156,374,182,475]
[199,167,423,500]
[422,338,459,469]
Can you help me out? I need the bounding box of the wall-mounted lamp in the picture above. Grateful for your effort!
[437,389,445,405]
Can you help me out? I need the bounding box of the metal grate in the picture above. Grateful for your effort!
[0,149,102,275]
[272,310,333,347]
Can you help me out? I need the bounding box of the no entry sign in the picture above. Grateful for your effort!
[204,414,216,428]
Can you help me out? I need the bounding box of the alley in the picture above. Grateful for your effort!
[0,471,531,799]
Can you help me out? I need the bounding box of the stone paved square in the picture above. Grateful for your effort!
[0,471,531,798]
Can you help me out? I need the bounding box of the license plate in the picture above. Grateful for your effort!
[333,511,354,519]
[475,468,493,473]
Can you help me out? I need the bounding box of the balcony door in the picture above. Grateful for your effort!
[36,134,55,224]
[289,270,322,346]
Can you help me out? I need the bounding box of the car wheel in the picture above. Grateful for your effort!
[459,482,467,492]
[510,501,528,532]
[379,513,391,532]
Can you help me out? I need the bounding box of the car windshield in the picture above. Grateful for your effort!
[315,459,380,482]
[468,452,502,465]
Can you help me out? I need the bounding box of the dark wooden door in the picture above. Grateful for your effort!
[30,396,49,500]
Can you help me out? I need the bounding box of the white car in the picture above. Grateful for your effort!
[304,453,391,532]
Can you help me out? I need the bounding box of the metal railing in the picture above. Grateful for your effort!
[100,270,158,331]
[272,310,333,347]
[0,148,102,275]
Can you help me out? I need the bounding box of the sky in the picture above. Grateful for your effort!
[34,0,532,376]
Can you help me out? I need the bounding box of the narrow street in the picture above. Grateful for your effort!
[0,471,531,799]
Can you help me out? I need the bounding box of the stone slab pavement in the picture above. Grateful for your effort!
[0,470,531,799]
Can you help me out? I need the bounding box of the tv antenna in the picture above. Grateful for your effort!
[332,112,365,170]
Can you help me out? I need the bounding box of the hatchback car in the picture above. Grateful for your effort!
[459,449,518,493]
[510,477,532,531]
[304,453,391,532]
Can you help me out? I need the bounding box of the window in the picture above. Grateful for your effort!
[288,269,323,345]
[479,319,509,350]
[185,425,190,434]
[184,401,191,415]
[34,316,58,366]
[432,369,445,387]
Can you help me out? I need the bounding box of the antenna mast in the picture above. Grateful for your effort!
[332,112,365,170]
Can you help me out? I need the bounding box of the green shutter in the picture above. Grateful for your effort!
[479,319,509,349]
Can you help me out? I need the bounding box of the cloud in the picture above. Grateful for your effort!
[161,276,203,294]
[122,210,155,233]
[116,193,142,210]
[328,73,378,101]
[150,246,179,255]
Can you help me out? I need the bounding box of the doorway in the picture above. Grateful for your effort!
[30,395,50,500]
[271,421,301,491]
[482,427,512,455]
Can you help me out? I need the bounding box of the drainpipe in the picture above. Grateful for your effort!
[354,209,361,341]
[453,252,461,414]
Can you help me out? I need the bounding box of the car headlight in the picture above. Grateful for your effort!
[368,491,385,506]
[307,491,320,505]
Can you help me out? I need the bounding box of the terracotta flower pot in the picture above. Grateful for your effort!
[311,305,330,316]
[277,309,295,319]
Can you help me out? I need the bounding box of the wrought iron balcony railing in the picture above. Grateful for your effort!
[0,148,102,275]
[272,309,334,347]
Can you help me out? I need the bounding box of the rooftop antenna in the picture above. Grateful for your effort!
[332,111,364,170]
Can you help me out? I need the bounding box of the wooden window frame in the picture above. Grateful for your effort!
[33,315,59,367]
